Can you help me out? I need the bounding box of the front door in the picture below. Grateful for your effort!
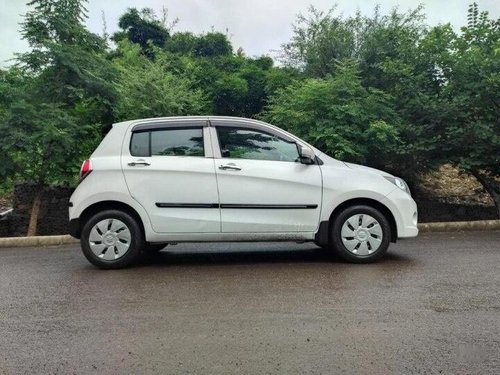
[122,121,220,233]
[212,123,322,233]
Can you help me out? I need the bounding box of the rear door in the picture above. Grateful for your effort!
[121,119,220,233]
[211,120,322,233]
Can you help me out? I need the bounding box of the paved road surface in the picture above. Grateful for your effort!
[0,232,499,374]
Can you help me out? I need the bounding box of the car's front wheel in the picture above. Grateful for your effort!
[331,205,391,263]
[80,209,144,269]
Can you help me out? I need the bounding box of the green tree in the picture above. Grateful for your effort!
[279,5,437,177]
[0,68,29,180]
[281,6,358,77]
[164,31,233,58]
[165,31,198,55]
[440,3,500,215]
[193,32,232,57]
[112,8,170,57]
[262,61,401,168]
[187,52,278,117]
[16,0,117,128]
[112,41,209,120]
[281,5,427,80]
[0,0,116,234]
[279,2,500,215]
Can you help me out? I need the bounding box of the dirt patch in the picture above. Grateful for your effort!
[416,164,494,206]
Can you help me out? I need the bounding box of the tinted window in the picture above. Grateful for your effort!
[152,128,204,156]
[130,131,150,157]
[216,127,299,162]
[130,128,204,157]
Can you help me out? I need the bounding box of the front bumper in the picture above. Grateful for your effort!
[383,189,418,238]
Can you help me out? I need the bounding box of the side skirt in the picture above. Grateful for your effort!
[145,231,317,243]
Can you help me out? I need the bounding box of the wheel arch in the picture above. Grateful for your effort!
[316,197,398,245]
[76,201,146,240]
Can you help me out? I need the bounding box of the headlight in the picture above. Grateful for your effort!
[384,176,411,195]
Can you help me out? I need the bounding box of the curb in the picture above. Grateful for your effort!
[0,235,78,248]
[418,219,500,233]
[0,220,499,248]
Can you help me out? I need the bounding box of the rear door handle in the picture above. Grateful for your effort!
[219,163,241,171]
[128,159,150,167]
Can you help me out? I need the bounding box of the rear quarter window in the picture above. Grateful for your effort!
[130,131,150,157]
[129,127,204,157]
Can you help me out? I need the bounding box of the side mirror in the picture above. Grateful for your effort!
[298,145,316,165]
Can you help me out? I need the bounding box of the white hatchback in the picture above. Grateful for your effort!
[69,116,418,268]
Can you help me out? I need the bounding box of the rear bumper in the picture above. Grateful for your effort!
[68,218,81,239]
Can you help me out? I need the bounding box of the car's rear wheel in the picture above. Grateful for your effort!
[331,205,391,263]
[80,209,144,269]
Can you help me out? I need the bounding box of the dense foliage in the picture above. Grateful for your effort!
[0,1,499,215]
[261,61,401,168]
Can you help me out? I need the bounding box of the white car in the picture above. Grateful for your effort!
[69,116,418,268]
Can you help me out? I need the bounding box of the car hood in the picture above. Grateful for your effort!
[343,162,392,178]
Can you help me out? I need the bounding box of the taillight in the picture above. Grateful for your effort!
[80,159,92,180]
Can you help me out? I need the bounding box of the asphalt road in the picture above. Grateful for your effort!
[0,232,499,374]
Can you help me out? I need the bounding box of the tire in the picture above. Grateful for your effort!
[80,209,144,269]
[143,243,168,253]
[331,205,391,263]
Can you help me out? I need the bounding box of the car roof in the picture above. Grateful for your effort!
[113,115,263,126]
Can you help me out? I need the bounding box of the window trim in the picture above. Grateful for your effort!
[131,119,208,132]
[213,125,301,163]
[129,126,206,158]
[209,119,296,143]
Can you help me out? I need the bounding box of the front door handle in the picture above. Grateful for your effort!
[128,159,150,167]
[219,163,241,171]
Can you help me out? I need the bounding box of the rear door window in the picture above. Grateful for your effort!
[151,128,204,156]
